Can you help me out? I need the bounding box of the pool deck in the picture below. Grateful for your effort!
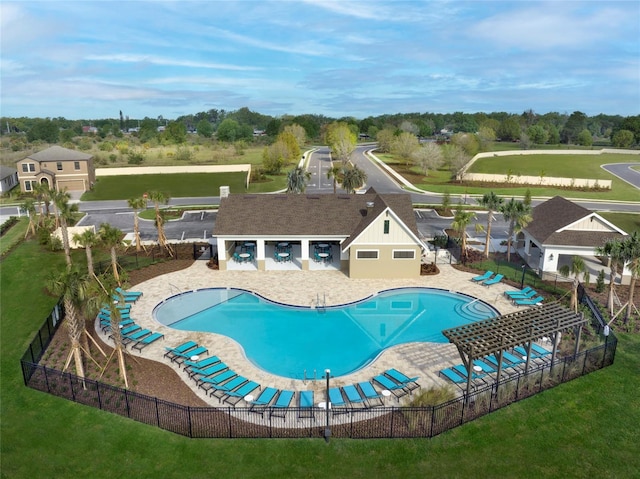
[98,262,522,407]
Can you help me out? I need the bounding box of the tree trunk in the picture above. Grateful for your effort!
[61,218,72,269]
[625,275,636,322]
[111,247,120,285]
[64,298,85,380]
[484,212,493,258]
[86,245,94,277]
[134,212,141,252]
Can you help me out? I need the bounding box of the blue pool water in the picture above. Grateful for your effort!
[153,287,498,379]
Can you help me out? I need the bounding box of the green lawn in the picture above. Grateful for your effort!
[599,212,640,234]
[2,238,640,477]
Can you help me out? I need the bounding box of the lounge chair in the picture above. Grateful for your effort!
[453,364,486,381]
[472,360,496,374]
[131,332,164,351]
[484,354,513,372]
[122,329,152,345]
[531,343,551,356]
[190,362,228,382]
[482,273,504,287]
[504,286,535,298]
[506,289,537,300]
[503,351,526,366]
[222,381,260,406]
[197,370,236,392]
[269,390,295,419]
[513,295,544,306]
[116,287,143,300]
[298,390,315,419]
[439,368,466,384]
[164,340,198,358]
[108,323,140,340]
[372,375,409,400]
[328,388,349,415]
[210,376,248,399]
[100,318,134,333]
[471,270,494,282]
[356,381,384,407]
[169,345,209,364]
[384,368,420,392]
[341,385,367,408]
[515,345,551,360]
[249,387,279,416]
[183,355,221,374]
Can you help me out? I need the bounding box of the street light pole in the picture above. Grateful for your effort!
[520,264,526,289]
[324,368,331,442]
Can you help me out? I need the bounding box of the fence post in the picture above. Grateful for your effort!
[390,406,395,438]
[155,397,160,426]
[125,389,130,417]
[187,406,193,438]
[96,381,102,409]
[43,365,50,392]
[69,374,76,401]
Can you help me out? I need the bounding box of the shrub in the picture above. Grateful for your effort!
[595,269,606,293]
[407,385,456,407]
[127,151,145,165]
[175,146,194,162]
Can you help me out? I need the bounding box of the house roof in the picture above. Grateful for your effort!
[213,189,421,247]
[22,145,93,163]
[525,196,625,247]
[0,165,17,179]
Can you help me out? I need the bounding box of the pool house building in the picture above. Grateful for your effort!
[213,188,427,278]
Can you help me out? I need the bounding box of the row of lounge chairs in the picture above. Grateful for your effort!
[105,321,164,351]
[439,344,552,385]
[504,286,545,306]
[470,271,504,287]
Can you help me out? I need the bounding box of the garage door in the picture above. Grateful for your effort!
[57,179,85,191]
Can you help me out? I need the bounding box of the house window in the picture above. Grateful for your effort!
[22,163,35,173]
[384,220,390,234]
[24,180,35,191]
[393,250,415,259]
[356,250,378,259]
[74,161,81,170]
[56,162,63,171]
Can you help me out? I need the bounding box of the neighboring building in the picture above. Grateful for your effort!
[213,188,427,278]
[0,165,19,193]
[16,146,95,193]
[521,196,628,278]
[82,126,98,134]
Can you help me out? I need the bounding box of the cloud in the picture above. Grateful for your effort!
[85,54,261,71]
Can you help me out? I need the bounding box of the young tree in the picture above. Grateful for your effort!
[147,191,173,257]
[52,190,78,269]
[500,198,532,262]
[22,198,37,238]
[127,196,147,252]
[33,182,52,223]
[595,239,625,317]
[283,123,306,149]
[477,192,503,258]
[611,129,634,148]
[441,191,451,215]
[72,228,99,278]
[442,144,470,181]
[196,119,213,138]
[392,131,420,166]
[326,122,357,163]
[99,223,124,285]
[340,165,367,194]
[286,166,311,194]
[620,232,640,322]
[326,165,342,194]
[411,142,443,176]
[559,255,586,312]
[451,204,476,263]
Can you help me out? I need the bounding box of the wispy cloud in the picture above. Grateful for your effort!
[85,54,261,71]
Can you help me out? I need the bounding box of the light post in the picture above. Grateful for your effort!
[324,369,331,442]
[520,264,526,290]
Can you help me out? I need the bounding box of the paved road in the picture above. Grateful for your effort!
[601,163,640,189]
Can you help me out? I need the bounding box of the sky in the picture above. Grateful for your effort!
[1,0,639,120]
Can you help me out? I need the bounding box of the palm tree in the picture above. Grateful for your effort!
[477,192,503,258]
[22,198,38,239]
[99,223,123,285]
[33,182,52,226]
[340,165,367,194]
[72,228,100,278]
[500,198,532,262]
[595,238,624,316]
[286,166,311,194]
[451,203,476,263]
[326,165,342,194]
[46,266,90,381]
[127,196,147,252]
[559,255,586,313]
[52,190,78,269]
[620,231,640,321]
[147,190,173,257]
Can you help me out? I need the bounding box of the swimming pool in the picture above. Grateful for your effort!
[153,287,498,379]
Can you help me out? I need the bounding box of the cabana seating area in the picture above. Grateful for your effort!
[163,339,421,416]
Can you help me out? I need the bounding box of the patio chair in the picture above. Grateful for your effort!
[210,376,248,400]
[123,329,152,346]
[190,361,228,382]
[222,381,260,406]
[503,351,526,367]
[115,287,143,300]
[384,368,420,392]
[484,354,513,372]
[328,388,349,415]
[183,355,221,373]
[269,390,295,419]
[356,381,384,408]
[453,364,486,381]
[341,385,367,409]
[439,368,466,384]
[169,345,209,363]
[504,286,535,297]
[513,295,544,306]
[372,375,410,400]
[515,345,551,360]
[197,370,237,392]
[482,273,504,287]
[471,270,494,282]
[531,343,551,356]
[131,332,164,351]
[109,324,140,340]
[163,340,198,358]
[100,318,134,333]
[249,387,279,416]
[298,390,315,420]
[472,360,497,374]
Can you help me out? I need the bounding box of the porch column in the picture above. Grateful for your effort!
[300,239,309,270]
[256,239,266,271]
[216,238,228,270]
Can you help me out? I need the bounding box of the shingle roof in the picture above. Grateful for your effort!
[213,189,419,244]
[24,145,92,163]
[0,165,17,179]
[526,196,625,247]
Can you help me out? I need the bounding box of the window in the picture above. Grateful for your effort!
[384,220,390,234]
[356,250,378,259]
[22,163,35,173]
[56,162,63,171]
[24,180,35,191]
[393,250,415,259]
[74,161,81,170]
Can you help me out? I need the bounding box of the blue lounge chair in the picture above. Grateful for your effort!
[249,387,279,415]
[372,375,409,400]
[471,270,494,282]
[357,381,384,407]
[482,273,504,287]
[116,287,143,299]
[132,332,164,351]
[109,324,140,340]
[531,344,551,356]
[506,289,537,300]
[169,345,208,363]
[503,351,526,366]
[183,355,220,373]
[190,362,228,381]
[123,329,152,345]
[453,364,486,381]
[270,390,295,419]
[223,381,260,406]
[515,345,551,360]
[210,376,248,399]
[384,368,420,392]
[197,370,236,391]
[164,340,198,358]
[439,368,466,384]
[514,295,544,306]
[504,286,535,297]
[484,354,513,371]
[328,388,349,415]
[100,318,134,333]
[472,360,496,374]
[342,385,367,408]
[298,390,315,419]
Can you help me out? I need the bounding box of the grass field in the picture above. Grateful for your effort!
[598,212,640,234]
[2,237,640,478]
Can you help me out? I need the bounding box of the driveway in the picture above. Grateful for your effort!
[601,163,640,189]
